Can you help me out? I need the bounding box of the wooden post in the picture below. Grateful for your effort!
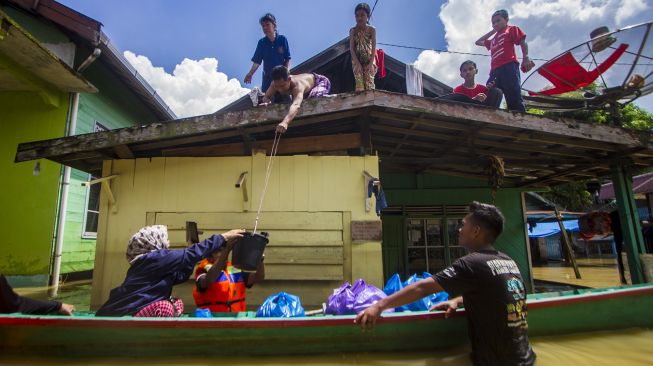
[611,163,646,284]
[443,205,451,267]
[186,221,199,246]
[555,207,581,279]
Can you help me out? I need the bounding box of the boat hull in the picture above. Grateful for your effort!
[1,285,652,357]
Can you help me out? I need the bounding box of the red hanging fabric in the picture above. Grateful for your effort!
[530,43,629,96]
[375,49,386,79]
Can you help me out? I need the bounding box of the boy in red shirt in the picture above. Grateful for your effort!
[452,60,503,108]
[475,9,535,112]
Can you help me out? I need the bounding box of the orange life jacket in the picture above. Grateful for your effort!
[193,259,247,312]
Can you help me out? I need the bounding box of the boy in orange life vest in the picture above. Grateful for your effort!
[193,236,265,312]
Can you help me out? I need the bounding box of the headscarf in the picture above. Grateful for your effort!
[126,225,170,264]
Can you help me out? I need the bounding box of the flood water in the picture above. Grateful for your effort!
[1,328,651,366]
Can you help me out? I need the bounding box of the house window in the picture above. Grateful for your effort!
[82,181,100,239]
[405,217,466,275]
[81,121,108,239]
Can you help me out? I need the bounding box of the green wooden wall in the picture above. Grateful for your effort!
[60,59,161,274]
[380,173,533,292]
[1,5,163,277]
[0,91,68,280]
[0,6,72,284]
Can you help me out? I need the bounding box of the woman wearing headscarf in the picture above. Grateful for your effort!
[95,225,244,317]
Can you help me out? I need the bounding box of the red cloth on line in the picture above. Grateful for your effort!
[484,25,526,71]
[375,49,386,78]
[453,84,489,99]
[532,43,629,96]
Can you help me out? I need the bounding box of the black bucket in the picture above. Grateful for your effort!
[232,231,269,272]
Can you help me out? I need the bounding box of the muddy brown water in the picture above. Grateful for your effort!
[1,329,651,365]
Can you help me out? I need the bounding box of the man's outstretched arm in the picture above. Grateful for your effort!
[276,90,304,133]
[355,277,444,330]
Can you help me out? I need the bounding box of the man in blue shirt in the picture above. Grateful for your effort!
[244,13,291,93]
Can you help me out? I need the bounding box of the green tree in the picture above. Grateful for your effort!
[540,181,592,212]
[531,97,653,210]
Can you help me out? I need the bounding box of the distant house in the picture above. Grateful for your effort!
[0,0,174,287]
[15,36,653,309]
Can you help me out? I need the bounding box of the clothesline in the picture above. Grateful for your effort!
[377,42,552,62]
[377,42,652,67]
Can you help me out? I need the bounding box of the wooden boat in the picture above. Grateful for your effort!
[1,284,652,358]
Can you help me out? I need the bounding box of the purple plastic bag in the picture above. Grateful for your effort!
[325,282,355,315]
[326,279,393,315]
[351,279,392,314]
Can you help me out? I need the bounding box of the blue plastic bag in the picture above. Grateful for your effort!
[256,291,305,318]
[403,273,432,311]
[326,279,393,315]
[194,308,213,318]
[422,272,450,305]
[383,273,410,312]
[383,273,449,312]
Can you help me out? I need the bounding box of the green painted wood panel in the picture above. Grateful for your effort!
[60,60,162,274]
[381,215,405,281]
[0,91,68,277]
[380,173,533,292]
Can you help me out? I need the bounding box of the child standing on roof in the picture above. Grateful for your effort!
[475,9,535,112]
[245,13,291,93]
[350,3,377,91]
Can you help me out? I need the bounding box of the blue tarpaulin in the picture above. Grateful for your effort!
[527,220,579,238]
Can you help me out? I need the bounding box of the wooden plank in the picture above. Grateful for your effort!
[371,111,626,152]
[359,111,372,155]
[113,144,134,159]
[372,123,453,142]
[264,264,343,280]
[518,148,645,187]
[264,246,344,265]
[154,212,343,231]
[161,133,362,157]
[131,110,362,153]
[90,160,113,310]
[167,230,344,247]
[372,92,650,148]
[15,95,373,162]
[19,90,653,164]
[391,130,601,160]
[343,211,353,283]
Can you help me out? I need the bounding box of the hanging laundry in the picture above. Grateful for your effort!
[367,179,388,216]
[406,64,423,96]
[375,49,386,79]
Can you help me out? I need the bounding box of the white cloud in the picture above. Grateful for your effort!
[414,0,653,112]
[124,51,249,118]
[616,0,648,25]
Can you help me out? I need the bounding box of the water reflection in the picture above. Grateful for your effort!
[1,329,651,366]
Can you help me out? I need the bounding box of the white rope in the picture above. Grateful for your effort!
[253,132,282,233]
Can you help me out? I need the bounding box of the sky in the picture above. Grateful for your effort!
[58,0,652,118]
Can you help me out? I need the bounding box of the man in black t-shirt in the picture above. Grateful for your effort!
[355,201,535,366]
